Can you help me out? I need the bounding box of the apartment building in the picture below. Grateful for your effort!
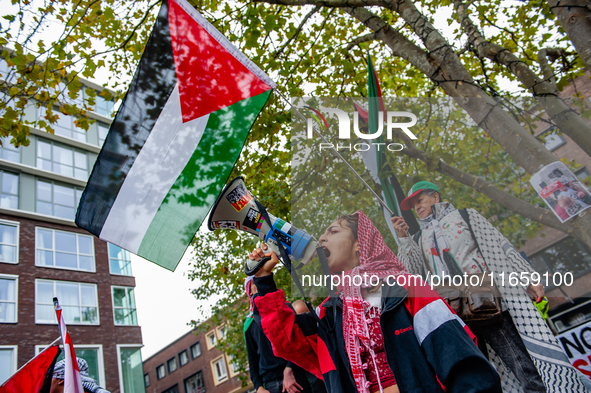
[0,57,145,392]
[143,324,254,393]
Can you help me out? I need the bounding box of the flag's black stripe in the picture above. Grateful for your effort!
[76,0,177,236]
[389,173,420,235]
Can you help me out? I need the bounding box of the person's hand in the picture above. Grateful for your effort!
[282,367,303,393]
[527,283,545,303]
[390,216,409,238]
[249,243,280,277]
[257,387,271,393]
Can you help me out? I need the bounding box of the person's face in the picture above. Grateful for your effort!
[411,191,440,219]
[318,220,359,273]
[249,280,257,295]
[50,378,64,393]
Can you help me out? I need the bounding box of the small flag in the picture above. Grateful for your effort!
[0,345,61,393]
[75,0,275,270]
[53,298,84,393]
[359,54,419,244]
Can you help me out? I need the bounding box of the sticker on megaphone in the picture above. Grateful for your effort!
[208,177,319,275]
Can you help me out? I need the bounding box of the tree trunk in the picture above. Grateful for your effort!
[454,0,591,158]
[548,0,591,71]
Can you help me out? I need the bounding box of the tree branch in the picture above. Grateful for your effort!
[453,0,591,157]
[537,47,565,90]
[274,6,321,58]
[346,32,378,51]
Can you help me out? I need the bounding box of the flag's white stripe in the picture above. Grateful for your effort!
[173,0,276,89]
[56,303,83,393]
[361,143,400,244]
[361,144,379,183]
[100,84,209,252]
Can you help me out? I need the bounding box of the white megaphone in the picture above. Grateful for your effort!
[208,177,319,275]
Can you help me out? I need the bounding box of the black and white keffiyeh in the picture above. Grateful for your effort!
[52,358,110,393]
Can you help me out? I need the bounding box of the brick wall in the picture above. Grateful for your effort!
[0,213,142,393]
[143,327,251,393]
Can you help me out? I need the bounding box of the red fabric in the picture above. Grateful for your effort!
[168,0,273,123]
[0,345,60,393]
[337,211,406,393]
[362,309,396,393]
[254,289,327,380]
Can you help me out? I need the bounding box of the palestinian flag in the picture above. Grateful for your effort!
[75,0,275,271]
[358,54,419,244]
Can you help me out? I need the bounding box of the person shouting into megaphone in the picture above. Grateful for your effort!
[248,211,501,393]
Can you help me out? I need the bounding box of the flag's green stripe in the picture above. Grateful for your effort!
[136,89,272,270]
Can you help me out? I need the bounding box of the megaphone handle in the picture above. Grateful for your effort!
[244,256,272,276]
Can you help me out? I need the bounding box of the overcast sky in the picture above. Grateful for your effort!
[131,246,214,359]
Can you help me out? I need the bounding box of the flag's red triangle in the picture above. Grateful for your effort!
[0,345,60,393]
[168,0,273,123]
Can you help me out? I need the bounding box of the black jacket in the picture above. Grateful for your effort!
[253,273,502,393]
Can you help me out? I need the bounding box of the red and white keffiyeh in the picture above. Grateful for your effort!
[337,211,407,393]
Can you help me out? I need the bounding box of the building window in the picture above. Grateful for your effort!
[178,350,189,366]
[190,342,201,359]
[117,345,145,393]
[38,106,86,142]
[156,364,166,380]
[184,371,205,393]
[95,95,115,117]
[112,286,137,325]
[97,122,109,146]
[35,279,99,325]
[537,128,566,152]
[36,228,95,272]
[144,373,150,387]
[0,136,20,163]
[0,171,18,209]
[0,220,18,264]
[0,274,17,323]
[217,325,227,341]
[108,243,132,276]
[36,139,88,180]
[167,357,177,373]
[0,346,17,385]
[530,237,591,279]
[211,356,228,385]
[36,179,83,220]
[206,331,217,349]
[227,354,240,377]
[36,344,105,387]
[162,385,179,393]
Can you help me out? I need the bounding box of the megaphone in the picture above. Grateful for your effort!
[208,177,319,275]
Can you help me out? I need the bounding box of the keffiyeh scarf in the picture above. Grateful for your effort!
[53,358,109,393]
[418,202,457,276]
[337,211,407,393]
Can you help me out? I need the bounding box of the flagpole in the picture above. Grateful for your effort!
[274,90,395,216]
[0,336,62,388]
